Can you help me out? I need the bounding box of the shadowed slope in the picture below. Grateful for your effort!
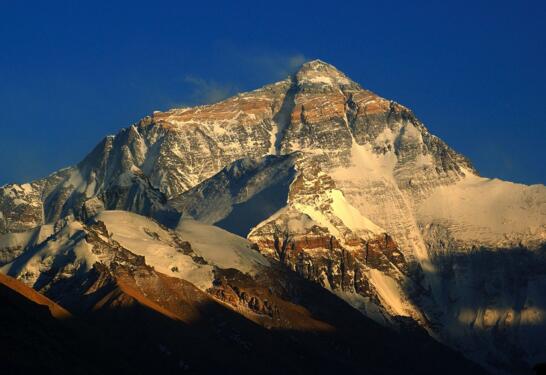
[0,273,129,375]
[0,272,70,319]
[169,154,297,236]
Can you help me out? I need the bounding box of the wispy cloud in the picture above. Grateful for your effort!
[243,52,306,80]
[217,42,307,82]
[168,45,307,108]
[183,75,238,105]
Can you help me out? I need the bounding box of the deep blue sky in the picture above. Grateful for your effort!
[1,0,545,186]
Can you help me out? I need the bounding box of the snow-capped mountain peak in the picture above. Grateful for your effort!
[1,59,545,374]
[295,59,356,87]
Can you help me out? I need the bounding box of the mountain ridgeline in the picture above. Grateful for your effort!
[1,60,545,374]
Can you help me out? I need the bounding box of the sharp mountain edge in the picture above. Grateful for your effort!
[1,59,545,374]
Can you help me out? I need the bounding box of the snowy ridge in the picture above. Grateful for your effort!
[0,218,98,288]
[95,211,215,290]
[176,219,269,274]
[1,210,271,294]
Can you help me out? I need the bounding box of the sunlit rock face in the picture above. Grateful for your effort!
[1,59,545,373]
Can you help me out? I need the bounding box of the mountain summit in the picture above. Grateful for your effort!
[295,59,357,86]
[1,60,545,374]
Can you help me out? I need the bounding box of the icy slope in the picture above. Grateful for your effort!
[417,174,546,248]
[176,219,269,274]
[95,210,215,290]
[0,218,99,289]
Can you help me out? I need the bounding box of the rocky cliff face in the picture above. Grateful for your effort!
[1,59,545,373]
